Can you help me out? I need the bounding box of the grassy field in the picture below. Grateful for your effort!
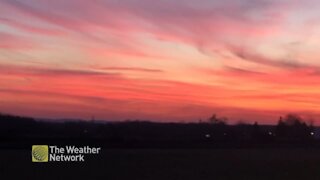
[1,148,320,180]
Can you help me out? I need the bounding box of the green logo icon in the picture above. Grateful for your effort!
[32,145,48,162]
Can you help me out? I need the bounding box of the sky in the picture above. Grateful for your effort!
[1,0,320,124]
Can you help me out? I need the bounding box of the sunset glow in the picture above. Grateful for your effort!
[1,0,320,124]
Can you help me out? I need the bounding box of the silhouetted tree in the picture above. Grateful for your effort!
[252,121,262,140]
[208,114,226,125]
[275,114,313,142]
[275,116,286,138]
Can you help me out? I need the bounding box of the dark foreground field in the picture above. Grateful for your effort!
[1,148,320,180]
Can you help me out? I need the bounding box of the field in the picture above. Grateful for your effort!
[1,148,320,179]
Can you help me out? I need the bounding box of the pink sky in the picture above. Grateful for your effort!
[1,0,320,124]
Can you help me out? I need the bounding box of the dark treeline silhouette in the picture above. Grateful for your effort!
[0,113,318,149]
[276,114,314,142]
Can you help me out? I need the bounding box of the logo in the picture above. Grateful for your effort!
[32,145,49,162]
[31,145,101,162]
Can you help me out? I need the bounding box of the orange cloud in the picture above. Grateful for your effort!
[2,0,320,123]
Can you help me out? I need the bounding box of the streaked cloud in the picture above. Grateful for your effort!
[96,67,164,73]
[1,0,320,123]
